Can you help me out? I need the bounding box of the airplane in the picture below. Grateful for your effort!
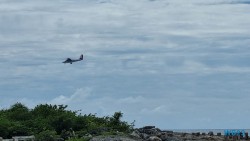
[62,54,83,64]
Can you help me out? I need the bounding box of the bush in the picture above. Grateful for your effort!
[67,137,91,141]
[36,130,58,141]
[0,103,134,139]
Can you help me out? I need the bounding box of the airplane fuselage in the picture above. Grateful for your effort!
[63,54,83,64]
[63,59,81,64]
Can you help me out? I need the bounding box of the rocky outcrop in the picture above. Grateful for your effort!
[130,126,225,141]
[90,126,227,141]
[90,135,142,141]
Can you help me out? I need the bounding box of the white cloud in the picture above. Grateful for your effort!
[1,0,250,129]
[51,87,91,104]
[179,60,250,74]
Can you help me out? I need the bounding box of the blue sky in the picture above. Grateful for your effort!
[1,0,250,129]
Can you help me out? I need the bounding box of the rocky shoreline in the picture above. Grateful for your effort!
[90,126,247,141]
[130,126,224,141]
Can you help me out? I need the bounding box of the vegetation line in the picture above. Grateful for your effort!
[0,103,134,141]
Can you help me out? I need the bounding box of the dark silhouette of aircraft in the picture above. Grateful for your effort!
[63,54,83,64]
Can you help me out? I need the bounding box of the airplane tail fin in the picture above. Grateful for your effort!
[80,54,83,60]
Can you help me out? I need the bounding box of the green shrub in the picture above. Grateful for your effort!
[0,103,135,139]
[35,130,57,141]
[67,137,91,141]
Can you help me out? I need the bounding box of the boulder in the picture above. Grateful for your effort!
[165,131,173,134]
[180,133,187,137]
[162,136,182,141]
[140,133,150,140]
[143,126,156,129]
[90,136,141,141]
[208,131,214,136]
[147,136,162,141]
[167,133,173,137]
[217,133,221,136]
[130,131,141,138]
[144,128,159,135]
[183,134,194,140]
[195,132,200,136]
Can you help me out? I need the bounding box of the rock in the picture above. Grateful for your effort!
[163,137,182,141]
[160,134,168,141]
[180,133,187,137]
[81,135,93,141]
[195,132,200,136]
[140,133,150,139]
[147,136,162,141]
[165,131,173,134]
[160,134,181,141]
[144,128,158,135]
[210,136,224,141]
[208,131,214,136]
[183,134,193,140]
[245,132,249,140]
[131,126,225,141]
[143,126,156,129]
[130,131,140,138]
[167,133,173,137]
[155,128,162,132]
[217,133,221,136]
[90,136,142,141]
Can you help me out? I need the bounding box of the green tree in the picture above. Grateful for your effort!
[7,103,31,121]
[0,116,11,138]
[52,115,73,134]
[112,112,123,126]
[109,112,131,133]
[0,103,134,140]
[8,122,30,137]
[36,130,57,141]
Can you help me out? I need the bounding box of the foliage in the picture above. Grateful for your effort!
[0,116,11,138]
[35,130,57,141]
[7,103,31,121]
[0,103,134,140]
[67,138,91,141]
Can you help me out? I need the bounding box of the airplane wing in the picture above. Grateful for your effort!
[66,58,72,61]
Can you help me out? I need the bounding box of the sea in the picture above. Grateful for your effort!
[170,129,250,135]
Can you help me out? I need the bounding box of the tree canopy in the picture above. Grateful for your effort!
[0,103,134,140]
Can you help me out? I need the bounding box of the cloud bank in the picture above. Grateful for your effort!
[1,0,250,129]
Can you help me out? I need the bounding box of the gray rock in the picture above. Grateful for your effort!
[183,134,193,140]
[195,132,200,136]
[143,126,156,129]
[132,126,225,141]
[208,131,214,136]
[147,136,162,141]
[140,133,150,139]
[163,137,183,141]
[90,136,141,141]
[130,131,140,138]
[217,133,221,136]
[143,129,158,135]
[160,134,182,141]
[165,131,173,134]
